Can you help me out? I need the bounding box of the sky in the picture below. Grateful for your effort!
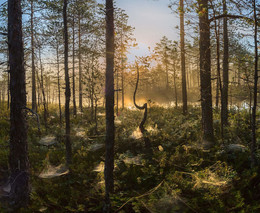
[0,0,179,62]
[99,0,179,61]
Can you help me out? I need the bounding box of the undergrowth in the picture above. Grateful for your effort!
[0,103,259,212]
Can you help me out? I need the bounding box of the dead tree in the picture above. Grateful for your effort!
[133,63,151,150]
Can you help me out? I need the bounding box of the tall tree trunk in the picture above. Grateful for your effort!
[211,3,222,111]
[121,30,124,109]
[251,0,258,166]
[104,0,115,211]
[78,13,83,112]
[165,55,169,90]
[116,67,119,116]
[56,44,62,125]
[63,0,72,166]
[8,0,29,208]
[198,0,214,143]
[7,65,10,109]
[222,0,229,126]
[180,0,188,114]
[38,48,48,130]
[121,65,124,109]
[72,15,77,116]
[31,0,36,112]
[173,60,178,108]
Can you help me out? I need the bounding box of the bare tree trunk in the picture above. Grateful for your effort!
[31,0,36,112]
[210,1,222,116]
[63,0,72,166]
[173,60,178,108]
[180,0,188,114]
[7,50,10,109]
[37,47,48,130]
[116,67,119,116]
[104,0,115,211]
[198,0,214,143]
[222,0,229,126]
[121,31,124,109]
[8,0,29,208]
[251,0,258,166]
[78,13,83,112]
[72,15,77,116]
[56,44,62,125]
[121,65,124,109]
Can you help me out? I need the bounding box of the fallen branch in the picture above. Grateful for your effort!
[116,180,164,212]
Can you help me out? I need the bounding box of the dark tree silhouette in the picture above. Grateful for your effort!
[8,0,29,208]
[180,0,188,115]
[198,0,214,143]
[221,0,229,127]
[63,0,72,165]
[251,0,258,166]
[133,63,151,150]
[30,0,36,112]
[104,0,115,211]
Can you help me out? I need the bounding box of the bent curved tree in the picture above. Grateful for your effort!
[133,63,151,150]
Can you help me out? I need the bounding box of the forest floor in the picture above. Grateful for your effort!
[0,104,260,212]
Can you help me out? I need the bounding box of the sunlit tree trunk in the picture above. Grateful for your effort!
[38,47,48,130]
[211,4,222,111]
[8,0,29,207]
[198,0,214,143]
[104,0,115,211]
[180,0,187,114]
[56,43,62,125]
[121,32,125,109]
[173,60,178,108]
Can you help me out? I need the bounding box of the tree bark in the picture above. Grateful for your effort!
[56,43,62,125]
[198,0,214,142]
[173,59,178,108]
[31,0,36,112]
[78,13,83,112]
[38,47,48,130]
[210,1,222,112]
[180,0,188,114]
[8,0,29,208]
[251,0,258,166]
[63,0,72,166]
[222,0,229,127]
[104,0,115,210]
[72,15,77,116]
